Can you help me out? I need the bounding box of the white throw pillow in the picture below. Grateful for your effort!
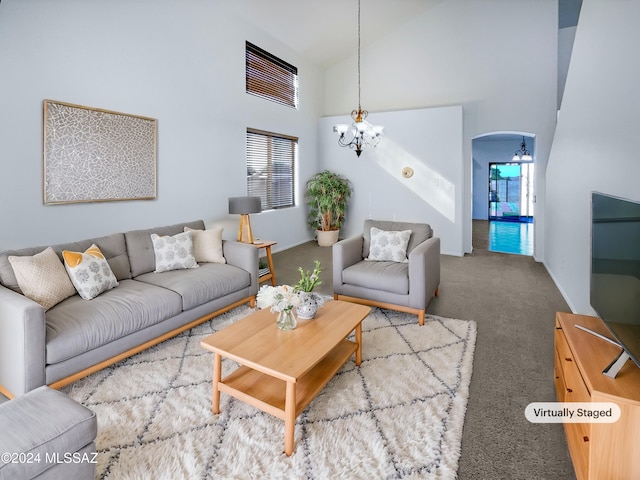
[8,247,76,310]
[184,227,226,264]
[151,231,199,273]
[62,244,119,300]
[367,227,412,263]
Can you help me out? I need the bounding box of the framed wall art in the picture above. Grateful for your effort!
[43,100,157,204]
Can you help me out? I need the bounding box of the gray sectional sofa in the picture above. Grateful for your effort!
[0,220,258,398]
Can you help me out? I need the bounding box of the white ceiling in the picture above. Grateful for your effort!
[224,0,444,68]
[224,0,581,69]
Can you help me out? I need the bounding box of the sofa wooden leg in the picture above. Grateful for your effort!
[418,310,425,326]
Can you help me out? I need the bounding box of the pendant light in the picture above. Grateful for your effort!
[333,0,383,157]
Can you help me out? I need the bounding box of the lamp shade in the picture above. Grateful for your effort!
[228,196,262,215]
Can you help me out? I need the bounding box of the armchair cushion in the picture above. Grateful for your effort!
[342,261,409,295]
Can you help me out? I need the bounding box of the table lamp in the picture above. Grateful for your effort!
[228,196,262,243]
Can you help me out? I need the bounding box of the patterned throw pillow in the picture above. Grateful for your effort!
[151,231,199,273]
[8,247,77,310]
[62,244,119,300]
[366,227,412,263]
[184,227,226,264]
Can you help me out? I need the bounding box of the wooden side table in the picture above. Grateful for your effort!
[251,240,277,286]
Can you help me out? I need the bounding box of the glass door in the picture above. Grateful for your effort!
[489,162,534,222]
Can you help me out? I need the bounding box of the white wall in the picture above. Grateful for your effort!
[545,0,640,313]
[0,0,323,251]
[323,0,557,259]
[319,105,464,256]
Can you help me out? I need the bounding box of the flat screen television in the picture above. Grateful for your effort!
[590,192,640,375]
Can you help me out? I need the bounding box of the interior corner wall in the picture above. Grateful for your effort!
[0,0,323,251]
[319,105,464,256]
[322,0,557,258]
[545,0,640,314]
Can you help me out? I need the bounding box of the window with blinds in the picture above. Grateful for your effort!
[246,42,299,108]
[247,129,297,211]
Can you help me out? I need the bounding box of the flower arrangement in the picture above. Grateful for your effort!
[256,284,301,313]
[294,260,323,293]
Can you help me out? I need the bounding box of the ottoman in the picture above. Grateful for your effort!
[0,386,97,480]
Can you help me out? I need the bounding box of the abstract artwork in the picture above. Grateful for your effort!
[43,100,157,204]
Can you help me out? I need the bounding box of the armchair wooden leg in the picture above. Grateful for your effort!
[418,310,425,326]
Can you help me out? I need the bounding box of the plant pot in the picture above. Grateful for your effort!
[316,229,339,247]
[296,292,325,319]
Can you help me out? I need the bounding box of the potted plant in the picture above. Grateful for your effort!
[305,170,353,246]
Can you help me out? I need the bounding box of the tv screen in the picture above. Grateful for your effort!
[590,192,640,368]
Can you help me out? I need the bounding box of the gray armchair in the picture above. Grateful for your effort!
[333,220,440,325]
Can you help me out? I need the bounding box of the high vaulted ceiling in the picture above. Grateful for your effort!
[224,0,581,69]
[223,0,444,68]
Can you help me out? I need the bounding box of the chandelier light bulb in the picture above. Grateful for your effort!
[334,124,349,135]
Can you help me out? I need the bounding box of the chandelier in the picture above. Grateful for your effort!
[333,0,383,157]
[512,136,533,161]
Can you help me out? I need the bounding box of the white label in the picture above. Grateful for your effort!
[525,402,621,423]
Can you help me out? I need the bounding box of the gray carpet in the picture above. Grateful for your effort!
[271,221,576,480]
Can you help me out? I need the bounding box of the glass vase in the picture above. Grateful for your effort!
[276,308,297,331]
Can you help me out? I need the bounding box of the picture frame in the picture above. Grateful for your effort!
[43,100,157,204]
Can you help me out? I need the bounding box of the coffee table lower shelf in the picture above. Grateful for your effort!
[217,338,357,421]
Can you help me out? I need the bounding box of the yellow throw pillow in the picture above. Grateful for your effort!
[8,247,76,310]
[184,227,226,264]
[62,244,119,300]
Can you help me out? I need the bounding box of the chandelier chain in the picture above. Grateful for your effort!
[357,0,361,110]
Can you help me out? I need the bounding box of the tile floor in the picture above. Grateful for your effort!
[489,221,533,256]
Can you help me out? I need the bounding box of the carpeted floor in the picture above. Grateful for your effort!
[63,306,476,479]
[271,220,576,480]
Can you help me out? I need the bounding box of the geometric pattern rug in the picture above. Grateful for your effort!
[62,303,476,479]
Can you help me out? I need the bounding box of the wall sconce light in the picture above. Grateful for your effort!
[228,196,262,243]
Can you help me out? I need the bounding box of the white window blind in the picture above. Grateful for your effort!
[246,41,299,108]
[247,129,297,210]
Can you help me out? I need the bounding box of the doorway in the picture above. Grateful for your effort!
[488,162,534,222]
[488,162,534,255]
[471,132,536,256]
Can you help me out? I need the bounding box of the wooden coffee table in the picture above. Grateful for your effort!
[200,300,371,456]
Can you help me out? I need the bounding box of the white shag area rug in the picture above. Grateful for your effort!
[62,304,476,480]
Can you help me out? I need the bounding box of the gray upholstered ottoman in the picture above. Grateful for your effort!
[0,386,97,480]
